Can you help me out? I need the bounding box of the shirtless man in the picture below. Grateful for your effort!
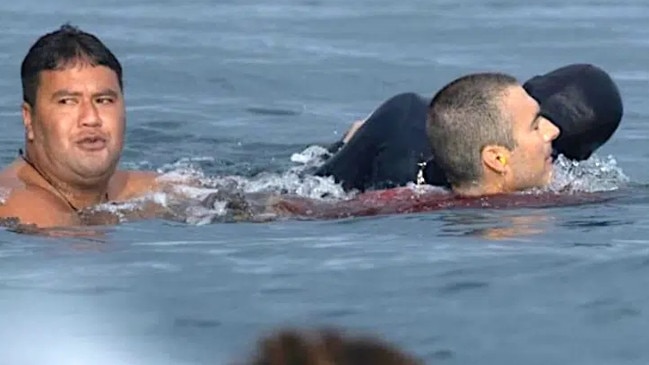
[0,24,162,228]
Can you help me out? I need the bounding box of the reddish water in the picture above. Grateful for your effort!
[272,187,615,220]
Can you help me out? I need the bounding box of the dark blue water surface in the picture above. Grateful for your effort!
[1,0,649,364]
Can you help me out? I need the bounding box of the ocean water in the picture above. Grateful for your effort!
[1,0,649,364]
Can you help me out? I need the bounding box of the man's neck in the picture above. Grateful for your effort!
[453,180,506,197]
[54,182,109,211]
[21,150,109,211]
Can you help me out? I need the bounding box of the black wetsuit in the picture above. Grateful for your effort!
[314,63,623,192]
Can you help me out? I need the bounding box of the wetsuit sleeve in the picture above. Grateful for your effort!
[313,120,377,191]
[370,142,425,190]
[314,92,434,192]
[325,140,345,154]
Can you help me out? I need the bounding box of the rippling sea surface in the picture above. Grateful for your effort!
[1,0,649,364]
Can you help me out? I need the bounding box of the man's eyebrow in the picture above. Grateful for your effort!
[50,88,120,100]
[93,88,119,98]
[51,89,81,100]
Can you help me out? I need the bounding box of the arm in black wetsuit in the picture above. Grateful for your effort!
[314,92,434,192]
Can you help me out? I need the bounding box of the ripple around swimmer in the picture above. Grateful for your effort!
[131,240,231,247]
[258,286,306,296]
[0,284,131,296]
[425,349,455,361]
[578,297,643,325]
[311,307,362,320]
[244,106,302,116]
[435,281,490,295]
[172,317,223,330]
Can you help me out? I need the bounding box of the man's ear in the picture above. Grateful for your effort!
[482,145,511,174]
[22,102,34,141]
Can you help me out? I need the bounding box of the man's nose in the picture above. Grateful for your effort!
[78,98,102,127]
[542,117,560,142]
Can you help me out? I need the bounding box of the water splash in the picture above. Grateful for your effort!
[156,145,350,201]
[289,144,331,167]
[89,149,630,226]
[548,154,629,193]
[0,186,10,204]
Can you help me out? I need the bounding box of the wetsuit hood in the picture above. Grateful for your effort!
[523,63,623,161]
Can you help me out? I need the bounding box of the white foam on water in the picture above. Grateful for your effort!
[320,257,377,270]
[0,185,11,204]
[206,145,350,201]
[184,202,229,226]
[152,148,350,201]
[548,154,629,193]
[89,149,630,226]
[289,144,330,165]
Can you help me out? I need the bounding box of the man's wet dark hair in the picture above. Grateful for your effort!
[426,72,519,188]
[20,23,123,106]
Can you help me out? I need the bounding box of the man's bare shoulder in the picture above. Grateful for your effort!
[110,168,203,202]
[0,159,76,227]
[111,170,161,200]
[0,160,27,187]
[0,185,77,228]
[122,170,160,185]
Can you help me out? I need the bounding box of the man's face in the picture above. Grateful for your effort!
[23,62,125,185]
[502,85,560,191]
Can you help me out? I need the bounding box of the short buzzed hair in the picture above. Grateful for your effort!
[426,72,519,187]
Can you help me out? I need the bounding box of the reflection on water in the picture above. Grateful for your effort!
[439,210,551,241]
[471,214,550,241]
